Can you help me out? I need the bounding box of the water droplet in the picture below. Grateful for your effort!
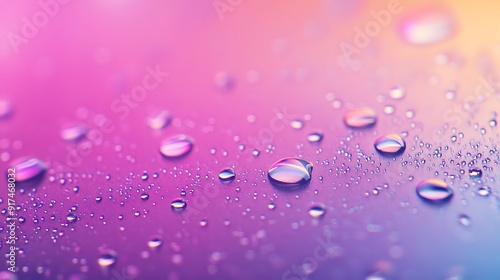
[160,135,193,158]
[0,100,12,119]
[141,173,149,180]
[268,203,276,210]
[290,120,304,130]
[267,158,313,188]
[383,105,395,115]
[214,71,234,90]
[489,119,497,127]
[218,168,235,182]
[200,219,208,227]
[374,134,406,155]
[306,132,323,143]
[98,251,117,267]
[9,157,46,182]
[308,204,326,218]
[445,90,456,100]
[66,213,77,223]
[171,198,187,211]
[389,86,405,100]
[343,107,377,128]
[469,169,482,179]
[477,186,491,197]
[458,214,471,227]
[140,193,149,200]
[416,179,453,202]
[147,110,171,130]
[60,123,88,141]
[399,8,455,45]
[147,236,163,249]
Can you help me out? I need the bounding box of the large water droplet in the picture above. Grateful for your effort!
[267,158,313,188]
[399,8,455,45]
[9,157,46,182]
[308,204,326,218]
[343,107,377,128]
[218,168,235,182]
[60,123,88,141]
[98,251,117,267]
[171,198,187,211]
[160,135,193,158]
[374,134,406,155]
[416,179,453,202]
[147,110,171,130]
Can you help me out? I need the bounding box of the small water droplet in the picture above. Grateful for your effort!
[469,169,482,179]
[66,213,77,223]
[308,204,326,218]
[306,132,323,143]
[458,214,471,227]
[383,105,395,115]
[9,157,46,182]
[60,123,88,141]
[290,120,304,130]
[445,90,456,100]
[489,119,497,127]
[147,110,171,130]
[148,236,163,249]
[477,186,491,197]
[268,203,276,210]
[267,158,313,188]
[171,198,187,211]
[374,134,406,155]
[0,100,12,119]
[399,8,455,45]
[389,86,405,100]
[343,107,377,128]
[160,135,193,158]
[218,168,235,182]
[98,250,117,267]
[140,193,149,200]
[214,71,234,90]
[416,179,453,202]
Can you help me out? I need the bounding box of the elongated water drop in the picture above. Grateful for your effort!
[218,168,235,182]
[307,132,323,143]
[343,107,377,128]
[171,198,187,211]
[416,179,453,202]
[147,110,171,130]
[308,204,326,218]
[268,158,313,188]
[60,123,88,141]
[148,236,163,249]
[469,169,482,179]
[160,135,193,158]
[399,8,455,45]
[10,157,46,182]
[477,186,491,197]
[374,134,406,155]
[98,250,117,267]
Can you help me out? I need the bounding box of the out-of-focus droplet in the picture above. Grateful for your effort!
[0,100,12,119]
[383,105,395,115]
[214,71,234,90]
[9,157,46,182]
[469,169,482,179]
[389,86,405,100]
[343,107,377,128]
[160,135,193,158]
[307,132,323,143]
[219,168,235,182]
[308,204,326,218]
[458,214,471,227]
[290,120,304,130]
[60,123,88,141]
[171,198,187,211]
[98,251,117,267]
[445,90,456,100]
[147,110,172,130]
[416,179,453,202]
[148,236,163,249]
[399,8,455,45]
[374,134,406,155]
[0,271,17,280]
[268,158,313,188]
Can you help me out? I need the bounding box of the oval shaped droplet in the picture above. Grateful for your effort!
[9,157,46,182]
[374,134,406,155]
[399,8,455,45]
[308,204,326,218]
[160,135,193,158]
[307,132,323,143]
[171,198,187,211]
[98,251,117,267]
[148,236,163,249]
[469,168,482,179]
[147,110,172,130]
[219,168,235,182]
[60,123,88,141]
[267,158,313,188]
[343,107,377,128]
[416,178,453,202]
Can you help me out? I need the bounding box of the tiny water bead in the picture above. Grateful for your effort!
[147,110,172,130]
[343,107,377,128]
[308,204,326,218]
[148,236,163,249]
[218,168,236,182]
[98,251,117,267]
[415,179,453,202]
[171,198,187,211]
[60,123,88,141]
[160,135,193,158]
[374,134,406,156]
[9,157,46,182]
[267,158,313,188]
[306,132,323,143]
